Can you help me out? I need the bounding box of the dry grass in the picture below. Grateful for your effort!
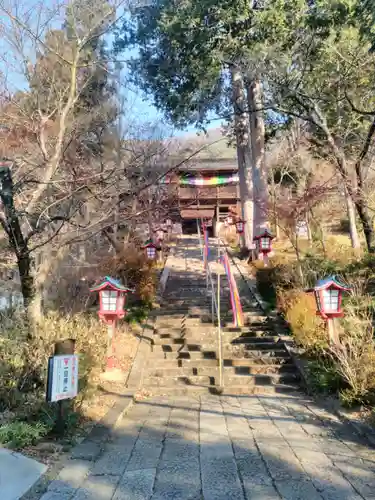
[278,289,328,351]
[329,294,375,406]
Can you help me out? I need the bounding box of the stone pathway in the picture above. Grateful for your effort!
[38,393,375,500]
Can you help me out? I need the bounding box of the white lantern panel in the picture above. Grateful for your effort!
[322,288,339,312]
[236,222,244,232]
[101,290,118,311]
[147,247,156,259]
[260,237,270,249]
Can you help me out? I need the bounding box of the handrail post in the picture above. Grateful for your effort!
[217,239,223,390]
[217,266,223,389]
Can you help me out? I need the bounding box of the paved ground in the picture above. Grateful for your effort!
[40,393,375,500]
[1,448,46,500]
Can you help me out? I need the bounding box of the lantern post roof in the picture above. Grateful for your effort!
[253,228,274,241]
[90,276,134,293]
[142,239,158,249]
[314,275,351,292]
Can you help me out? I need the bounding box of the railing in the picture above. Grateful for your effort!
[179,185,239,200]
[196,219,224,388]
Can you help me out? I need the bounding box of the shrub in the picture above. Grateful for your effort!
[254,259,303,309]
[301,253,342,287]
[0,312,108,417]
[254,264,277,308]
[329,295,375,407]
[100,243,157,302]
[278,290,327,352]
[306,359,343,395]
[0,421,48,449]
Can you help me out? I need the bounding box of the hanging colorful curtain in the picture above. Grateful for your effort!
[180,173,239,186]
[220,253,244,327]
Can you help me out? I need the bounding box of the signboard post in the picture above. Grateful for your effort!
[47,339,78,435]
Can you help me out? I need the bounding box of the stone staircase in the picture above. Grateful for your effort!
[142,261,300,396]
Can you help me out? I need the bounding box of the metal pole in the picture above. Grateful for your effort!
[217,268,223,388]
[217,243,223,389]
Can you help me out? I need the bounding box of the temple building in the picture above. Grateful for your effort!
[167,132,240,235]
[176,158,239,234]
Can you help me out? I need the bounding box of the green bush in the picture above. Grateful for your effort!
[254,258,303,309]
[0,421,48,449]
[125,301,152,325]
[306,359,343,395]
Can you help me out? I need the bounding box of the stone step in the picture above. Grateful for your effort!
[224,357,293,366]
[179,324,273,334]
[152,336,281,348]
[143,374,299,389]
[155,309,213,317]
[152,344,213,353]
[146,364,296,378]
[153,336,217,345]
[222,373,300,386]
[228,338,282,347]
[152,342,288,355]
[221,323,271,332]
[144,375,216,388]
[143,384,301,397]
[226,350,290,360]
[224,344,289,354]
[150,350,217,360]
[147,367,218,377]
[224,364,297,375]
[157,325,216,334]
[222,332,277,341]
[220,384,301,396]
[147,359,219,369]
[142,386,221,396]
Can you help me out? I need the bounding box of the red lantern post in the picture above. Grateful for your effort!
[90,277,133,372]
[142,239,159,261]
[253,229,274,266]
[309,276,351,345]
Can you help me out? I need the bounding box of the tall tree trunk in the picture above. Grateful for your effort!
[344,186,361,250]
[354,198,375,252]
[0,164,38,328]
[354,141,375,252]
[308,105,361,250]
[246,79,268,237]
[17,253,34,310]
[231,66,254,250]
[269,170,280,238]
